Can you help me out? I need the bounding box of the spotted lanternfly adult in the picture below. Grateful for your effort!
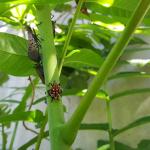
[26,25,41,63]
[47,81,62,101]
[25,24,45,84]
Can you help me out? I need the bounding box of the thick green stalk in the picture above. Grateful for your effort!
[9,122,18,150]
[58,0,84,76]
[62,0,150,144]
[35,5,68,150]
[106,100,115,150]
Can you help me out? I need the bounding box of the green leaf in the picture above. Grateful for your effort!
[0,4,15,18]
[74,24,112,40]
[64,49,104,69]
[0,110,44,123]
[0,72,9,85]
[137,140,150,150]
[112,0,138,11]
[87,0,114,7]
[0,0,72,4]
[0,4,34,26]
[54,4,72,12]
[113,116,150,137]
[86,1,150,30]
[70,24,112,53]
[87,3,131,18]
[0,32,35,76]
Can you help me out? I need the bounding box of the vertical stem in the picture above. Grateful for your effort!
[35,110,48,150]
[35,5,69,150]
[58,0,84,76]
[106,100,115,150]
[2,124,6,150]
[9,122,18,150]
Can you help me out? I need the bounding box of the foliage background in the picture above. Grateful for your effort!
[0,0,150,149]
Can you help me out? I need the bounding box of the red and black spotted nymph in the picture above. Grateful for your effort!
[47,82,62,101]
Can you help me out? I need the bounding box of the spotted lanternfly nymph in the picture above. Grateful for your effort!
[47,82,62,101]
[26,25,41,63]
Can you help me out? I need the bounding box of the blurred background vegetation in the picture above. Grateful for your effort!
[1,0,150,149]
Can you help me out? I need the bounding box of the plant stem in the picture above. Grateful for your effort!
[58,0,84,76]
[2,124,6,150]
[35,112,48,150]
[9,122,18,150]
[35,5,68,150]
[106,100,115,150]
[62,0,150,145]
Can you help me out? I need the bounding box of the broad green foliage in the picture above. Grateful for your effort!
[64,49,104,68]
[0,32,104,77]
[0,33,35,76]
[87,0,114,6]
[0,5,19,26]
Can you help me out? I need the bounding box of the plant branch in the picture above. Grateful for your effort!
[58,0,84,76]
[110,88,150,100]
[2,124,6,150]
[35,110,48,150]
[22,121,38,134]
[106,100,115,150]
[62,0,150,144]
[9,122,18,150]
[22,76,38,134]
